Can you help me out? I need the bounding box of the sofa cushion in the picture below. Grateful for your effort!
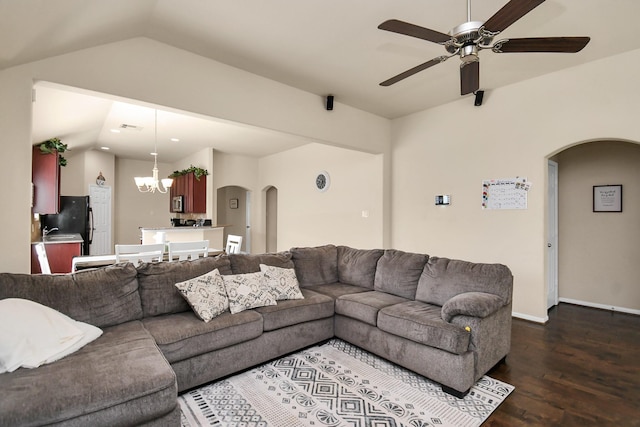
[255,288,334,331]
[0,263,142,328]
[377,301,470,355]
[290,244,338,286]
[229,252,294,274]
[175,269,229,322]
[222,272,277,314]
[337,246,384,289]
[335,291,409,326]
[260,264,304,301]
[0,321,177,427]
[0,298,103,373]
[137,255,232,317]
[142,310,263,363]
[304,282,370,300]
[374,250,429,299]
[415,257,513,306]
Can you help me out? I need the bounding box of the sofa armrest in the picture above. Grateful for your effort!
[441,292,505,323]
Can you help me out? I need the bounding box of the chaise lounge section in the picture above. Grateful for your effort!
[0,244,512,426]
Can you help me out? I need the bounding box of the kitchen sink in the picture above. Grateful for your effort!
[44,234,80,241]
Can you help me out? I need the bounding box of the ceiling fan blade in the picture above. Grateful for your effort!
[380,56,449,86]
[378,19,451,44]
[483,0,546,34]
[460,61,479,95]
[493,37,590,53]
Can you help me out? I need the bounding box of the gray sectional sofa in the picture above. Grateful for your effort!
[0,244,513,426]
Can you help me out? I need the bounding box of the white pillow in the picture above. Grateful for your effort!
[0,298,103,373]
[175,269,229,322]
[221,271,277,314]
[259,264,304,301]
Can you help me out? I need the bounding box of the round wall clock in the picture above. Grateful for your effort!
[96,171,106,186]
[315,171,330,192]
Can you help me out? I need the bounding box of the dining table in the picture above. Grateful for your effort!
[71,248,223,271]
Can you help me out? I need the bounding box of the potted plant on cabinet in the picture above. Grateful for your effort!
[38,138,68,167]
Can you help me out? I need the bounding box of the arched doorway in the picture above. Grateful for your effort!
[548,140,640,314]
[217,185,250,253]
[265,186,278,253]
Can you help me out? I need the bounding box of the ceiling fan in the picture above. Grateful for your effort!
[378,0,590,95]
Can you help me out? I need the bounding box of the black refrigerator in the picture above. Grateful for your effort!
[41,196,93,255]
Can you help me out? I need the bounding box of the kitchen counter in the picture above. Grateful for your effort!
[31,234,83,274]
[140,226,225,251]
[32,233,84,244]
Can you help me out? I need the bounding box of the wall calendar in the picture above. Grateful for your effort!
[482,177,531,210]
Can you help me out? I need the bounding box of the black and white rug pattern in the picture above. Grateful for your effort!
[179,339,513,427]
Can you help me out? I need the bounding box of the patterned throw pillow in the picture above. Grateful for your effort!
[175,269,229,322]
[222,271,277,314]
[260,264,304,301]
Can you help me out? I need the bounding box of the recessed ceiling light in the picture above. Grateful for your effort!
[100,146,110,150]
[170,138,180,142]
[110,129,121,133]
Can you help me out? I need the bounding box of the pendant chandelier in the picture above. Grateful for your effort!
[134,110,173,193]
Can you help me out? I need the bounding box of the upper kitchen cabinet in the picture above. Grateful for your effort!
[170,171,206,213]
[32,145,60,214]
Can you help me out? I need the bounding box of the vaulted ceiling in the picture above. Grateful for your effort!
[4,0,640,161]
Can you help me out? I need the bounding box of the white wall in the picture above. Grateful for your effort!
[0,37,389,273]
[114,157,173,245]
[1,69,34,270]
[391,48,640,322]
[212,152,260,250]
[217,186,248,251]
[260,143,384,251]
[61,149,115,196]
[555,141,640,312]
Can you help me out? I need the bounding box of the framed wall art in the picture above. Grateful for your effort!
[593,185,622,212]
[229,198,238,209]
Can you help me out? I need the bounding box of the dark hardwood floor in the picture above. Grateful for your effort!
[485,303,640,426]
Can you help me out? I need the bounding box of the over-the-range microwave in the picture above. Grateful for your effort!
[172,195,184,212]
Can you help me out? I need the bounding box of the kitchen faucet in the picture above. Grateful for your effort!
[43,226,58,238]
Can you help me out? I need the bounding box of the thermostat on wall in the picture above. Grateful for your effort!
[435,195,451,205]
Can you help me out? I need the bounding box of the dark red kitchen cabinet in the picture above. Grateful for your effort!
[184,172,206,213]
[32,146,60,214]
[31,242,81,274]
[169,172,206,213]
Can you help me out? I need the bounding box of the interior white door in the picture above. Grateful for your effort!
[89,184,112,255]
[547,160,559,309]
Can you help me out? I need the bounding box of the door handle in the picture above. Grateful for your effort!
[88,208,94,244]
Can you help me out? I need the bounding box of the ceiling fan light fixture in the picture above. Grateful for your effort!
[460,44,479,63]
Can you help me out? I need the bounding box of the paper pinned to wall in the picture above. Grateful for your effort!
[482,177,531,210]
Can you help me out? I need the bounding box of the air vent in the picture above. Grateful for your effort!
[119,124,143,131]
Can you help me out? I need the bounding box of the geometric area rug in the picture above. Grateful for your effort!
[179,339,514,427]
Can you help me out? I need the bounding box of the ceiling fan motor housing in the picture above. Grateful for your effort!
[446,21,494,62]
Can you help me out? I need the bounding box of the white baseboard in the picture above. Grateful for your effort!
[512,311,548,324]
[559,298,640,316]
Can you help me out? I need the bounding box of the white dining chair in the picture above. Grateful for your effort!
[115,243,164,265]
[35,242,52,274]
[225,235,243,254]
[167,240,209,261]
